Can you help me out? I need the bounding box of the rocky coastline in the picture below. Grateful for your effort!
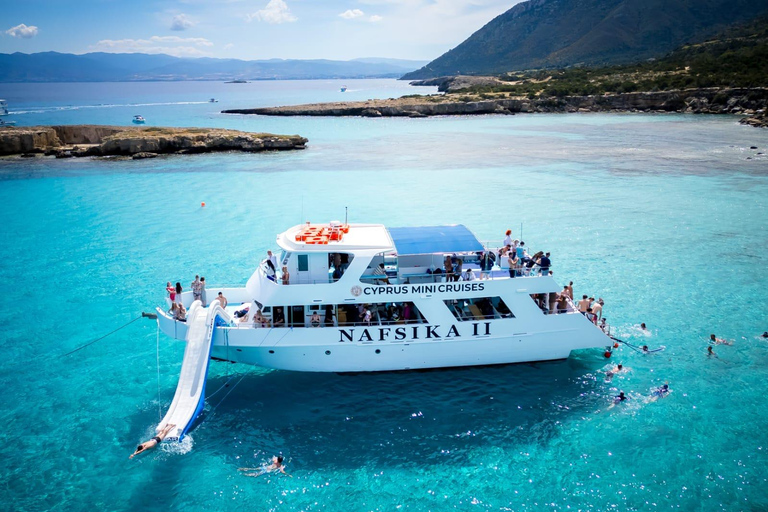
[0,125,308,158]
[222,87,768,126]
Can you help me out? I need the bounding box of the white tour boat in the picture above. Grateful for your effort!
[0,99,9,116]
[158,222,612,372]
[132,115,146,124]
[154,221,614,439]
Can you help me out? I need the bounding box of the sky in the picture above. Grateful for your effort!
[0,0,523,61]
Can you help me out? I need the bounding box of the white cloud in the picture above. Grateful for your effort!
[223,43,234,50]
[339,9,365,19]
[246,0,297,24]
[91,36,214,57]
[5,23,39,38]
[369,15,383,22]
[170,14,195,31]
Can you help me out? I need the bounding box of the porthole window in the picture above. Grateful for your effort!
[269,350,275,354]
[375,349,381,354]
[325,350,331,355]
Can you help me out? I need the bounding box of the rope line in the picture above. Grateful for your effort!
[156,324,162,421]
[611,336,663,354]
[60,316,142,357]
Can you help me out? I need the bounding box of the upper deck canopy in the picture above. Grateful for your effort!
[387,225,483,256]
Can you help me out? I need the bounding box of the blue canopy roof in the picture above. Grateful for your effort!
[387,225,484,255]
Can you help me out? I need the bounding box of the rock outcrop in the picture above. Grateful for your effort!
[409,76,505,93]
[223,88,768,123]
[0,125,307,157]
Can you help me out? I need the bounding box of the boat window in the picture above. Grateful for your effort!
[269,302,425,327]
[297,254,309,272]
[328,252,354,282]
[443,297,514,321]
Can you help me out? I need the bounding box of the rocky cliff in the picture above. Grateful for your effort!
[0,125,308,157]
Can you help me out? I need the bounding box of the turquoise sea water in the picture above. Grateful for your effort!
[1,80,768,511]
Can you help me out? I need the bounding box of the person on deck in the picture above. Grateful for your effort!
[216,291,228,308]
[508,251,518,278]
[591,298,603,320]
[578,295,590,313]
[267,250,278,271]
[310,311,321,327]
[191,275,202,303]
[503,229,513,248]
[373,263,390,284]
[538,252,551,276]
[281,266,290,285]
[174,282,183,305]
[200,277,206,306]
[166,282,176,303]
[566,281,574,300]
[130,424,176,459]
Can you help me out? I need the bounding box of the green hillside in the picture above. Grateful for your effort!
[457,17,768,98]
[402,0,768,80]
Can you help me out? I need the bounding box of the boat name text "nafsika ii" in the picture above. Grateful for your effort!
[339,322,492,343]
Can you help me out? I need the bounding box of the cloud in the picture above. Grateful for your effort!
[91,36,214,57]
[339,9,364,19]
[246,0,297,24]
[223,43,234,50]
[170,14,195,31]
[5,23,39,38]
[369,15,383,22]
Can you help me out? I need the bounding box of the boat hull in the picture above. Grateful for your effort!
[159,311,610,372]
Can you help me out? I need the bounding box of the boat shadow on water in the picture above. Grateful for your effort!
[191,352,605,465]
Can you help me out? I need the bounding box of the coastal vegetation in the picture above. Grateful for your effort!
[456,18,768,99]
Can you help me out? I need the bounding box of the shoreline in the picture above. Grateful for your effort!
[0,125,308,159]
[222,87,768,126]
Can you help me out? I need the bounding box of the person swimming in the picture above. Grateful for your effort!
[642,345,649,352]
[130,424,176,459]
[239,455,291,477]
[707,346,716,357]
[710,334,732,345]
[640,323,647,330]
[649,384,670,402]
[614,391,627,402]
[605,363,624,381]
[761,332,768,339]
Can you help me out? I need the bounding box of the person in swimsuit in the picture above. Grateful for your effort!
[707,345,716,357]
[310,312,321,327]
[649,384,670,401]
[240,455,289,477]
[762,332,768,339]
[130,424,176,458]
[710,334,732,345]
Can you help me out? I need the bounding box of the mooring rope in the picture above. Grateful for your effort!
[60,315,144,357]
[156,324,162,421]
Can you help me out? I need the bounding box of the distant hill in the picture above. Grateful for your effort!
[0,52,429,82]
[402,0,768,79]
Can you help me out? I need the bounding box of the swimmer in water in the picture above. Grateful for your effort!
[239,455,291,477]
[605,363,624,381]
[710,334,732,345]
[707,346,717,357]
[761,332,768,339]
[642,345,649,353]
[130,423,176,459]
[640,323,647,330]
[649,383,670,402]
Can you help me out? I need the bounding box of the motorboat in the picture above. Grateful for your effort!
[0,99,9,116]
[209,98,218,103]
[340,86,347,92]
[132,115,146,124]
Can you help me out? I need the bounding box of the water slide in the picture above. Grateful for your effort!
[158,301,229,441]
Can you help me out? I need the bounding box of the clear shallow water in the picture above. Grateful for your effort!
[1,81,768,511]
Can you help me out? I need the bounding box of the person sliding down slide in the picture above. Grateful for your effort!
[130,424,176,459]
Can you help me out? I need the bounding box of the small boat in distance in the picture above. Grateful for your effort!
[340,85,347,92]
[0,119,17,126]
[225,79,247,84]
[132,115,146,124]
[0,99,9,116]
[209,98,218,103]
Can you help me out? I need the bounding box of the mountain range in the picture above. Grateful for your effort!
[402,0,768,79]
[0,52,428,82]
